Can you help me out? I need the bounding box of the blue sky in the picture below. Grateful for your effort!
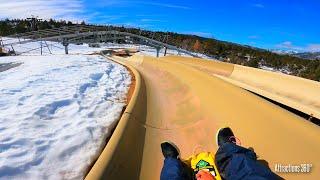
[1,0,320,52]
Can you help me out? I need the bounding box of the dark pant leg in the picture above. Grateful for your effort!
[160,157,192,180]
[215,143,280,180]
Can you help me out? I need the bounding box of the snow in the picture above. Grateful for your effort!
[0,39,131,179]
[259,65,276,72]
[258,63,293,75]
[272,49,300,55]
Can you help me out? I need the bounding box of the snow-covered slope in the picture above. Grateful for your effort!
[0,40,131,179]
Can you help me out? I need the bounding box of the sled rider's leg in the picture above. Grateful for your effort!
[160,142,192,180]
[161,157,187,180]
[215,127,280,180]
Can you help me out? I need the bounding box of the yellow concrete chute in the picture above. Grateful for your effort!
[86,55,320,180]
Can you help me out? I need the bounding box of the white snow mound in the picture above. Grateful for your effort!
[0,55,131,179]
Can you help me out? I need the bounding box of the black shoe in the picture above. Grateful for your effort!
[216,127,236,147]
[161,141,180,159]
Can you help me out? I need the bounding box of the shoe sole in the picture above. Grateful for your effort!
[215,127,224,147]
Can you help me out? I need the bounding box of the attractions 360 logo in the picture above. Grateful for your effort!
[274,164,312,173]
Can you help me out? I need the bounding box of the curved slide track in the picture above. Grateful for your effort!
[86,55,320,180]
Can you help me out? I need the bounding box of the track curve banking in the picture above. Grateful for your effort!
[86,55,320,180]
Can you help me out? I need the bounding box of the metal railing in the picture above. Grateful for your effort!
[2,25,199,57]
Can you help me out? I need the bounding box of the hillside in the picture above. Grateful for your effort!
[1,18,320,81]
[294,52,320,60]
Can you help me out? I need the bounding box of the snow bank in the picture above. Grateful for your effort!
[0,55,131,179]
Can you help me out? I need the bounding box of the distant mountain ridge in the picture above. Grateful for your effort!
[272,49,320,60]
[294,52,320,60]
[272,49,300,55]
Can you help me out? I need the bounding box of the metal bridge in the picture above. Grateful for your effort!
[1,25,199,57]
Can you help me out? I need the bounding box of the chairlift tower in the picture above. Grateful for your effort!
[27,15,43,31]
[0,36,3,47]
[62,39,69,54]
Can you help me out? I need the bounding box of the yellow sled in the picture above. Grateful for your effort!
[184,152,222,180]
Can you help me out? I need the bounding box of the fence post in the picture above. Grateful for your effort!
[63,39,69,54]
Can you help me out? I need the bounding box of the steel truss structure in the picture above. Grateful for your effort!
[2,25,199,57]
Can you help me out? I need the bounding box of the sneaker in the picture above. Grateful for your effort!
[216,127,236,147]
[161,141,180,159]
